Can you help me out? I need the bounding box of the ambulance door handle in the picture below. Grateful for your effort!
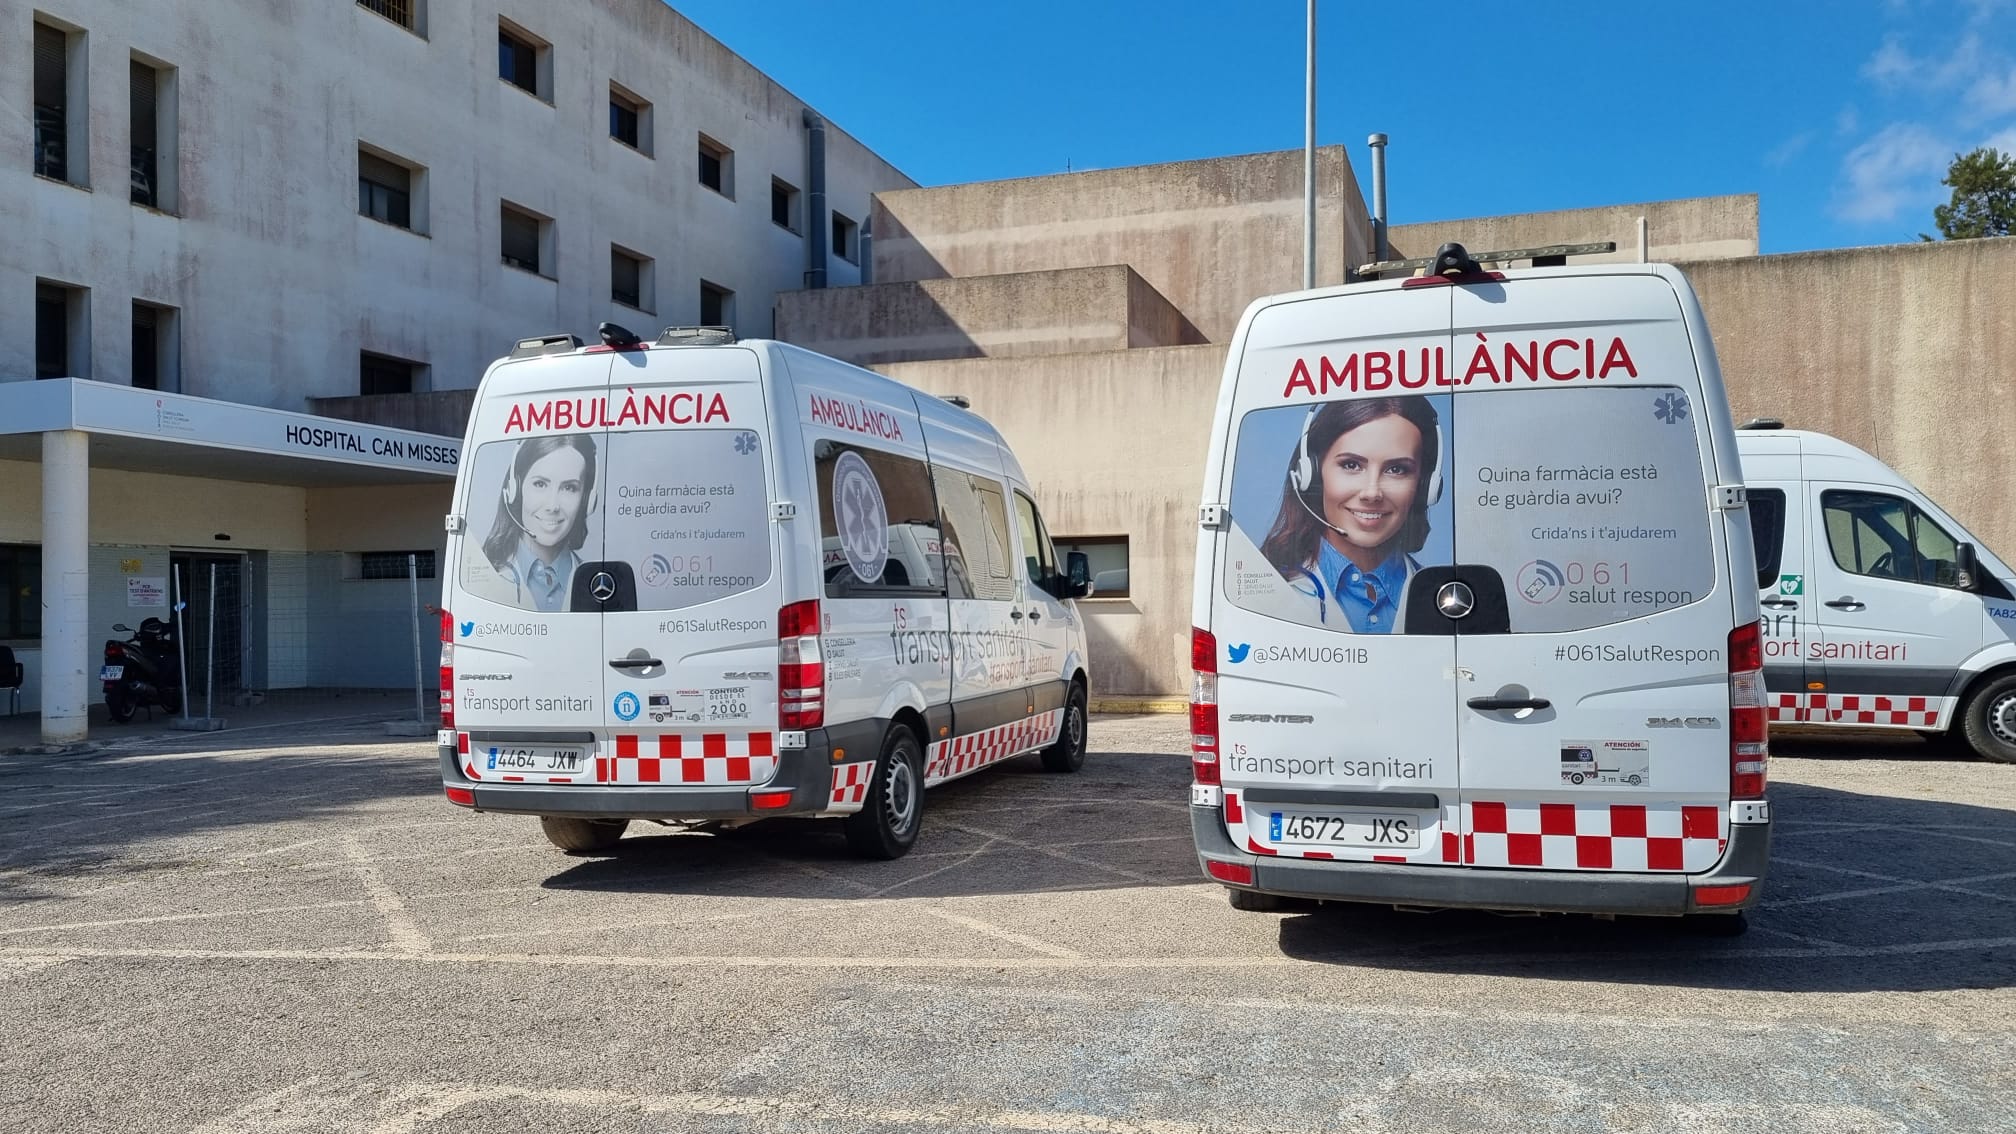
[609,657,663,670]
[1824,597,1866,611]
[1010,610,1025,621]
[1761,597,1798,610]
[1467,696,1551,712]
[1027,610,1043,622]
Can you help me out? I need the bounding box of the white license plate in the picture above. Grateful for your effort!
[483,746,585,774]
[1268,810,1420,849]
[99,666,124,680]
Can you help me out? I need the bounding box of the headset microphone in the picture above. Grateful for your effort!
[1287,405,1446,534]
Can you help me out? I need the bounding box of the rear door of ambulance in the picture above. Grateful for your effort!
[595,346,783,793]
[448,353,615,785]
[1441,273,1741,878]
[1207,287,1463,867]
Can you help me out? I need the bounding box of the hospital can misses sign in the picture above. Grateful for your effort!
[284,424,459,469]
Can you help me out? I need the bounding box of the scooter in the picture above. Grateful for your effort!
[100,618,183,722]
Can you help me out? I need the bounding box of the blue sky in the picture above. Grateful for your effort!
[671,0,2016,254]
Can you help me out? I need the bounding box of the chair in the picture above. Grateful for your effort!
[0,646,22,717]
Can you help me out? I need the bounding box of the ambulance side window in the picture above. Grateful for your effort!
[929,466,1015,603]
[814,440,947,598]
[1012,492,1059,589]
[1748,488,1787,585]
[1822,489,1969,590]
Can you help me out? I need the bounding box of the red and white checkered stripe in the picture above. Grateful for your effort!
[925,710,1062,784]
[1466,801,1725,872]
[829,761,874,808]
[597,733,778,785]
[1770,692,1948,728]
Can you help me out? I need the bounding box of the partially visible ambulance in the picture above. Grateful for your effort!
[1190,244,1769,930]
[438,325,1092,859]
[1739,421,2016,762]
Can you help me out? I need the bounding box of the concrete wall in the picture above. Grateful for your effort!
[869,147,1369,342]
[879,346,1230,697]
[774,265,1204,366]
[1388,195,1759,270]
[1684,235,2016,558]
[1,0,913,407]
[311,391,477,438]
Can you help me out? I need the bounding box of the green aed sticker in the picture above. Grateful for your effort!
[1777,574,1804,596]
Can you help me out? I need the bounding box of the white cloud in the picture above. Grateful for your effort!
[1985,125,2016,154]
[1969,66,2016,115]
[1837,106,1862,137]
[1833,123,1954,223]
[1765,131,1817,168]
[1862,33,1984,92]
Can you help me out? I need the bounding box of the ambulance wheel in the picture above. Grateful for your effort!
[539,817,629,853]
[1682,911,1749,937]
[1227,887,1286,912]
[845,728,923,860]
[1041,684,1088,773]
[1959,673,2016,764]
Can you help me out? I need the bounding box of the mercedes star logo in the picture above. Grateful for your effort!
[1437,581,1476,619]
[590,572,617,602]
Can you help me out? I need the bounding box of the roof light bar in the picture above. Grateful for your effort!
[508,333,585,360]
[1356,240,1618,278]
[656,326,738,346]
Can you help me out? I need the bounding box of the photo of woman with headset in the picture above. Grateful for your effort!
[1257,395,1443,634]
[462,433,600,612]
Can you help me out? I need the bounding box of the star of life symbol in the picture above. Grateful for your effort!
[832,450,887,583]
[1653,392,1690,425]
[734,431,759,456]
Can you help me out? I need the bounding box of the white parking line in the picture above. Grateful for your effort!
[342,833,429,953]
[0,899,369,936]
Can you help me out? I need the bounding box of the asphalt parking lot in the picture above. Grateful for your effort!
[2,714,2014,1133]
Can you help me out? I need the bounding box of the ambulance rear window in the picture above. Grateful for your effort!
[602,429,771,611]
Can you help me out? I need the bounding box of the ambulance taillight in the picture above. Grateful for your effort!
[438,608,455,729]
[1729,621,1769,799]
[780,600,824,730]
[1190,627,1219,785]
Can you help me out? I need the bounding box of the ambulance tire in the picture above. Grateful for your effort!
[1041,683,1088,773]
[1959,673,2016,764]
[1682,911,1749,937]
[845,728,924,860]
[1227,887,1287,912]
[539,817,629,853]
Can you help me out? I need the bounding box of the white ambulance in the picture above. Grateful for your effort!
[438,324,1093,859]
[1190,244,1769,929]
[1738,421,2016,762]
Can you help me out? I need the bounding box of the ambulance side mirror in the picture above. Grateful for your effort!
[1954,542,1981,592]
[1062,551,1094,600]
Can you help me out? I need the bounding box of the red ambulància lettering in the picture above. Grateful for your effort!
[807,393,905,440]
[1281,335,1640,398]
[503,389,731,434]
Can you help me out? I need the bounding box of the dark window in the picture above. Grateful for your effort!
[358,151,411,228]
[498,27,537,94]
[1054,535,1129,598]
[815,441,948,598]
[360,351,417,396]
[132,303,159,390]
[34,24,68,182]
[771,180,796,229]
[358,0,414,30]
[130,61,158,207]
[36,284,71,380]
[698,136,729,194]
[0,545,42,641]
[501,205,541,273]
[1747,488,1786,586]
[1822,489,1969,589]
[612,249,643,308]
[832,213,855,262]
[699,281,731,327]
[610,97,639,148]
[361,550,436,580]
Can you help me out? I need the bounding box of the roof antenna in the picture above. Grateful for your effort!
[599,322,641,349]
[1431,243,1480,278]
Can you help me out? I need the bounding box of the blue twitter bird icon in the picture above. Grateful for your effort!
[1226,643,1251,664]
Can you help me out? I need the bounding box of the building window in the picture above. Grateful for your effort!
[500,202,551,277]
[771,178,799,231]
[612,246,653,312]
[609,83,651,155]
[1054,535,1130,598]
[129,55,177,211]
[699,281,734,330]
[35,21,85,186]
[132,301,179,392]
[36,281,88,380]
[832,212,858,264]
[359,550,436,580]
[358,148,413,229]
[357,0,425,35]
[360,351,423,396]
[1,545,42,641]
[698,134,733,197]
[498,19,550,101]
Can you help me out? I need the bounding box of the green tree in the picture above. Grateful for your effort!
[1926,146,2016,240]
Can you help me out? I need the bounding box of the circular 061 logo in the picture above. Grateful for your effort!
[1517,559,1566,604]
[613,691,641,722]
[643,553,671,587]
[831,450,888,583]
